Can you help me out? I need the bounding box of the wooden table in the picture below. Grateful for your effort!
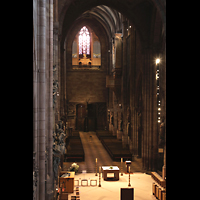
[59,171,75,193]
[102,166,119,181]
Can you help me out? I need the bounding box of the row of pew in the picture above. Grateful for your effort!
[64,130,85,162]
[96,130,132,161]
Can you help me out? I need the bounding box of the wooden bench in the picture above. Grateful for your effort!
[64,135,85,161]
[96,130,113,138]
[72,130,80,136]
[97,131,132,161]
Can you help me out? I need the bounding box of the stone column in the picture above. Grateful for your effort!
[117,111,123,140]
[121,18,128,148]
[108,110,112,132]
[47,0,54,198]
[57,29,60,123]
[113,92,118,136]
[33,12,38,199]
[38,0,46,199]
[60,43,65,118]
[142,48,148,170]
[153,51,160,171]
[129,26,136,159]
[142,47,158,171]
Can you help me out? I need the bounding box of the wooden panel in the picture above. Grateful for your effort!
[59,172,75,193]
[151,172,166,188]
[77,104,86,118]
[60,193,68,200]
[121,188,134,200]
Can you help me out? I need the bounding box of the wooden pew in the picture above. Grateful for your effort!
[64,134,85,161]
[97,131,132,161]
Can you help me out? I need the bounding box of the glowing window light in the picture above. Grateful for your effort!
[79,26,90,55]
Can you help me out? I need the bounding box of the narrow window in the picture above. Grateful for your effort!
[79,26,90,57]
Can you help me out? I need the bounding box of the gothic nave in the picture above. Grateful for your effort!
[33,0,166,199]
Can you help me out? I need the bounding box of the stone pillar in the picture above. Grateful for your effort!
[129,26,136,159]
[115,33,122,69]
[47,0,54,198]
[113,92,118,136]
[141,46,159,171]
[117,111,123,140]
[142,48,148,170]
[33,9,38,199]
[60,41,65,118]
[160,43,166,179]
[38,0,46,199]
[152,53,159,171]
[121,18,128,148]
[57,28,60,123]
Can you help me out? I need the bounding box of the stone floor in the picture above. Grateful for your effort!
[63,131,143,173]
[67,172,155,200]
[62,131,156,200]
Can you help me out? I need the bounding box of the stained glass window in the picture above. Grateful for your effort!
[79,26,90,55]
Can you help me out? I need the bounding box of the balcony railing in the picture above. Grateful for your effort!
[72,65,101,70]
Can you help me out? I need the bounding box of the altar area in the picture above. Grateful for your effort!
[61,132,152,199]
[102,166,119,181]
[67,172,154,200]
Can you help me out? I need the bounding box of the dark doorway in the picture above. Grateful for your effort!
[76,104,86,131]
[76,103,97,131]
[87,103,96,131]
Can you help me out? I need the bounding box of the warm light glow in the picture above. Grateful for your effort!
[156,58,160,65]
[79,26,90,55]
[158,120,161,123]
[158,108,161,111]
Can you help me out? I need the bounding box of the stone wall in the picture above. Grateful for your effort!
[66,70,106,103]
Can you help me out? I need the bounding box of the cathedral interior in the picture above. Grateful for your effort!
[33,0,166,199]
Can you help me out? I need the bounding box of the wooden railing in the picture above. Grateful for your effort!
[151,172,166,188]
[151,172,166,200]
[72,65,101,70]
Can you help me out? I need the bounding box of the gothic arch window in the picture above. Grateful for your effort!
[79,26,91,58]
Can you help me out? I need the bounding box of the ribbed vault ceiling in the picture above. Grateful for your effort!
[74,5,123,39]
